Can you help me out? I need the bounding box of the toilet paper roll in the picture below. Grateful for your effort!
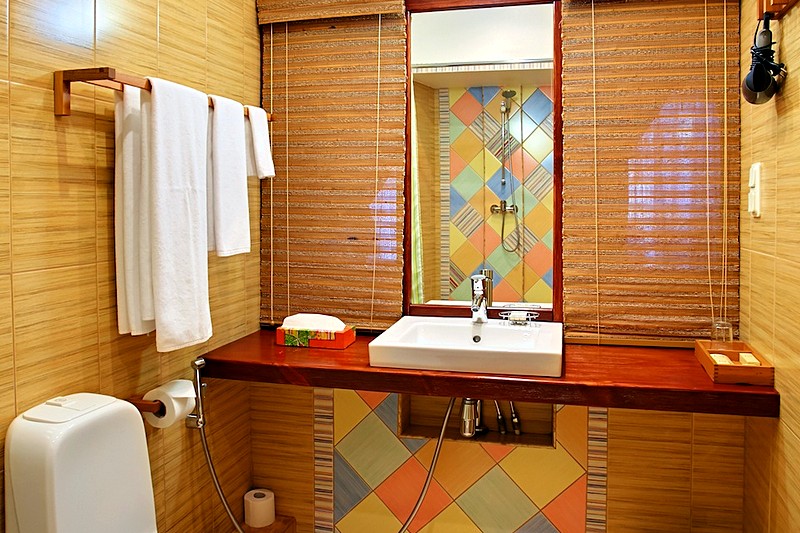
[142,379,196,429]
[244,488,275,528]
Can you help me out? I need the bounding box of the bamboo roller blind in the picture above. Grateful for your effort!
[262,15,407,329]
[257,0,404,24]
[561,0,740,342]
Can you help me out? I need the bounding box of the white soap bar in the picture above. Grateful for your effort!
[281,313,346,332]
[710,353,733,365]
[739,352,761,366]
[508,311,528,322]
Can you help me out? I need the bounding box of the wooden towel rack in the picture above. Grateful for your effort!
[54,67,273,121]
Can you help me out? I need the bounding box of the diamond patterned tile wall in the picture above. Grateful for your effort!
[331,391,600,532]
[444,85,555,304]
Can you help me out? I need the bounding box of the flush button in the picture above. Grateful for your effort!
[45,396,73,407]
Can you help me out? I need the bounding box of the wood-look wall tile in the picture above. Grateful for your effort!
[205,378,251,528]
[95,0,158,75]
[747,72,778,253]
[774,258,800,436]
[246,180,262,332]
[744,416,775,533]
[739,250,751,342]
[607,409,692,531]
[208,0,245,101]
[0,275,16,453]
[691,414,744,532]
[244,0,262,106]
[207,253,247,351]
[11,179,96,272]
[161,423,216,532]
[157,0,208,90]
[770,421,800,531]
[12,265,99,411]
[252,383,316,532]
[0,0,8,81]
[0,82,8,276]
[94,93,115,183]
[10,85,96,185]
[8,0,95,90]
[96,259,160,398]
[776,99,800,263]
[748,252,775,365]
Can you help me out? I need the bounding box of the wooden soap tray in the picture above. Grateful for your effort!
[694,340,774,386]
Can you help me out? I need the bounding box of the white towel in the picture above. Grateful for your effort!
[144,77,212,352]
[114,87,155,336]
[207,95,250,256]
[244,105,275,179]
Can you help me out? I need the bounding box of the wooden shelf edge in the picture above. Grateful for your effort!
[202,331,780,418]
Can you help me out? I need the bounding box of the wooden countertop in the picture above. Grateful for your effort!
[202,329,780,417]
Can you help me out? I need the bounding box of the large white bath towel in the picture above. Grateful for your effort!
[244,105,275,179]
[144,77,212,352]
[114,86,155,336]
[207,95,250,256]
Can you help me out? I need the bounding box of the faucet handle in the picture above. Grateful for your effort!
[471,274,487,293]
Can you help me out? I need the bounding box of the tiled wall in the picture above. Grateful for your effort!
[739,0,800,530]
[446,85,555,303]
[333,391,587,532]
[0,0,262,531]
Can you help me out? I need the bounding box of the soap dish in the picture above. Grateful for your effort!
[693,340,774,386]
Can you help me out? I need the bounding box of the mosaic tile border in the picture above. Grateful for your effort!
[586,407,608,532]
[313,388,335,533]
[438,88,451,299]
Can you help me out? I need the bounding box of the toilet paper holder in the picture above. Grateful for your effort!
[128,398,166,416]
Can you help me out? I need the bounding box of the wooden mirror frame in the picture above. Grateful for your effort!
[403,0,562,322]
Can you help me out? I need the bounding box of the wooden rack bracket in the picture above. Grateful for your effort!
[54,67,273,122]
[759,0,799,19]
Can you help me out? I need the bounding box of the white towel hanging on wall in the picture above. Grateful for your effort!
[143,77,212,352]
[244,105,276,179]
[207,95,250,256]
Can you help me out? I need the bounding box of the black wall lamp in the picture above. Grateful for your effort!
[742,13,787,105]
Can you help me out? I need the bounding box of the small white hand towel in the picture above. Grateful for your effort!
[207,95,250,256]
[144,77,212,352]
[244,105,275,179]
[114,86,155,336]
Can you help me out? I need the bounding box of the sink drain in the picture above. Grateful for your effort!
[472,335,481,343]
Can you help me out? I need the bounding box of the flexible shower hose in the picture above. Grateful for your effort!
[398,397,456,533]
[191,358,245,533]
[192,357,454,533]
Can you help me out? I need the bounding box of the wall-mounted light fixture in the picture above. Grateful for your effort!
[742,13,787,105]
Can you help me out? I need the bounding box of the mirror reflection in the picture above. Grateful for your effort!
[409,4,556,310]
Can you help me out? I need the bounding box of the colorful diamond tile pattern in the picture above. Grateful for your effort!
[446,86,554,303]
[333,393,589,532]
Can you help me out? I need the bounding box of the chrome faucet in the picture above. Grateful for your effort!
[471,274,488,324]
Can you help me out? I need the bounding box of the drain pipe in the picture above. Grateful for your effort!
[188,357,245,533]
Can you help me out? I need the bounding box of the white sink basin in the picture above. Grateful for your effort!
[368,316,563,377]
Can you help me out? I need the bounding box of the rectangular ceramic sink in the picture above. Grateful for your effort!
[368,316,563,377]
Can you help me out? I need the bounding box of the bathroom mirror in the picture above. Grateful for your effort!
[404,0,561,321]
